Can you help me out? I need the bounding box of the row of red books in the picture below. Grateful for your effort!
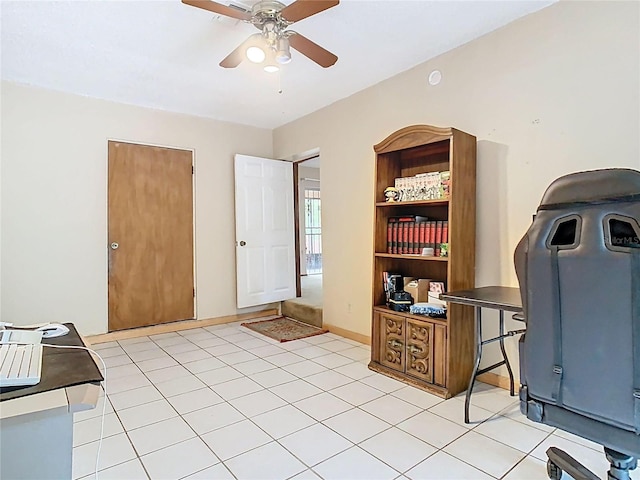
[387,217,449,256]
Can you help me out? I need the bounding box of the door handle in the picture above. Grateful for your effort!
[239,241,246,246]
[108,242,118,276]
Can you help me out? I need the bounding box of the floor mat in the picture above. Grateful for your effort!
[241,316,328,343]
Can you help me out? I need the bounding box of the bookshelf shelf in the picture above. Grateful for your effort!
[369,124,477,399]
[375,199,449,208]
[374,253,448,262]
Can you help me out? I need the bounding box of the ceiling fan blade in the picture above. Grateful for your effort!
[288,32,337,68]
[182,0,251,21]
[219,40,248,68]
[280,0,339,23]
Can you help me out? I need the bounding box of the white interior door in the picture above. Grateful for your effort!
[234,154,296,308]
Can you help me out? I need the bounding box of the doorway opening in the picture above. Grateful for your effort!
[304,185,322,274]
[282,153,323,327]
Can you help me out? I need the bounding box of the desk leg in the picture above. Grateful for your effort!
[465,306,483,424]
[498,310,516,396]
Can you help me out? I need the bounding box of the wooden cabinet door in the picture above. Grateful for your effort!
[406,319,434,383]
[379,312,405,372]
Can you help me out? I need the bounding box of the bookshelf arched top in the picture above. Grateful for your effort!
[374,125,454,154]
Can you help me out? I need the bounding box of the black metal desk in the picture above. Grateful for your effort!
[440,286,525,423]
[0,323,103,401]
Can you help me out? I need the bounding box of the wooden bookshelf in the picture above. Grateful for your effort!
[369,125,477,398]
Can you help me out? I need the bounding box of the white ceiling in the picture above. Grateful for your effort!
[1,0,555,130]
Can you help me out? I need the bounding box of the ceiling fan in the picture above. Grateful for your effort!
[183,0,339,71]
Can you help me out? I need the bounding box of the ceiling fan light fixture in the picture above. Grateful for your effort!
[264,63,280,73]
[275,37,292,64]
[183,0,340,70]
[263,47,280,73]
[246,45,266,63]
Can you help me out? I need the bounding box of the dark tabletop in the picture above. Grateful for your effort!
[440,286,523,312]
[0,323,103,402]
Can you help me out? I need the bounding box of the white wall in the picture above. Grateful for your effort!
[1,0,638,364]
[1,82,274,335]
[273,1,640,372]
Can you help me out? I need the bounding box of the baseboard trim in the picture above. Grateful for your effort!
[477,372,520,392]
[86,309,279,345]
[324,324,370,345]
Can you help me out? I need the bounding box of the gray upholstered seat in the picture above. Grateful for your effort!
[515,168,640,479]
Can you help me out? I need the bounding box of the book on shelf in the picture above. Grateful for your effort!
[402,222,408,254]
[419,221,427,252]
[426,172,441,199]
[431,220,450,256]
[440,221,449,257]
[383,272,404,305]
[392,170,451,202]
[407,222,416,253]
[387,218,403,253]
[434,221,443,256]
[441,220,449,252]
[382,271,389,303]
[389,215,429,223]
[386,216,449,256]
[387,216,429,254]
[391,222,397,254]
[428,221,436,250]
[440,171,451,197]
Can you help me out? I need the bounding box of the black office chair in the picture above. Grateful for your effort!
[514,168,640,480]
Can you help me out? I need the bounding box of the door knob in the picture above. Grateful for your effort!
[239,241,246,246]
[110,242,119,250]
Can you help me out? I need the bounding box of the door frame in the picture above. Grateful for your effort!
[106,138,198,326]
[292,153,321,298]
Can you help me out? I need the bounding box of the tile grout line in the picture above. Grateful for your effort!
[103,327,349,476]
[79,321,589,480]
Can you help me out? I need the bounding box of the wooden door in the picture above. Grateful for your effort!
[108,141,194,331]
[234,154,296,308]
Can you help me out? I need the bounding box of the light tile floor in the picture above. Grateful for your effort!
[73,316,633,480]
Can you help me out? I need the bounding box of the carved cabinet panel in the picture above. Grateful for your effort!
[406,319,434,383]
[374,310,448,390]
[379,312,405,372]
